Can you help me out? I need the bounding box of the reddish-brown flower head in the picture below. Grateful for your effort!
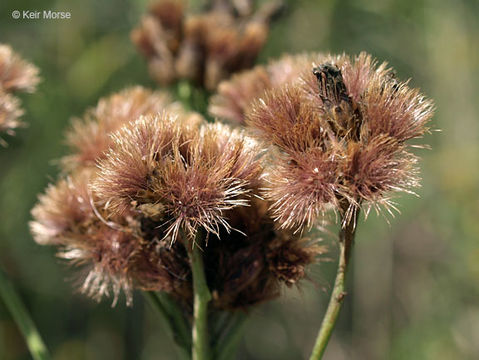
[0,44,40,93]
[30,168,191,305]
[63,86,202,169]
[30,168,138,304]
[0,44,40,144]
[209,53,325,125]
[0,91,23,137]
[131,0,283,90]
[264,147,342,229]
[247,52,434,229]
[94,115,262,242]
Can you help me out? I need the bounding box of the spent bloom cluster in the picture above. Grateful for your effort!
[209,53,318,125]
[131,0,283,90]
[31,86,323,307]
[244,52,434,229]
[0,44,40,144]
[22,0,436,354]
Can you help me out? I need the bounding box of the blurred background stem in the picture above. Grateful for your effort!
[175,80,211,120]
[309,203,359,360]
[144,291,191,359]
[214,312,248,360]
[0,266,51,360]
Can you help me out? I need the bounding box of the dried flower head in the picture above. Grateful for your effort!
[63,86,202,169]
[131,0,283,90]
[30,168,191,305]
[93,115,261,242]
[30,168,137,303]
[0,44,40,93]
[247,52,434,229]
[0,91,23,138]
[209,53,324,125]
[0,44,40,144]
[32,104,323,308]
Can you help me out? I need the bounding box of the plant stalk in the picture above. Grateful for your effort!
[189,240,212,360]
[309,203,359,360]
[0,267,51,360]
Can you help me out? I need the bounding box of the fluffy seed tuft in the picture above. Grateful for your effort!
[0,44,40,144]
[246,52,434,229]
[63,86,202,169]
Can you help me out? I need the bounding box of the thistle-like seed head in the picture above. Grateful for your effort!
[94,115,261,242]
[264,148,342,229]
[209,53,326,125]
[30,168,138,304]
[30,167,194,305]
[0,91,23,141]
[0,44,40,144]
[0,44,40,93]
[63,86,201,169]
[247,52,434,229]
[31,169,96,246]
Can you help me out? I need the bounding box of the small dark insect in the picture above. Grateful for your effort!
[312,64,362,141]
[313,63,349,106]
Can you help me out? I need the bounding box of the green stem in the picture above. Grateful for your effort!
[189,240,212,360]
[143,291,191,359]
[0,267,51,360]
[159,293,192,351]
[175,80,211,120]
[309,203,359,360]
[176,80,193,110]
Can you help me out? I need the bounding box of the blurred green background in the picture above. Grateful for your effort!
[0,0,478,359]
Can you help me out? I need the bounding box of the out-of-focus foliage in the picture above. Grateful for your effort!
[0,0,478,359]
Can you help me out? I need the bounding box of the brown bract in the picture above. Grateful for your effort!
[131,0,283,90]
[246,52,434,230]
